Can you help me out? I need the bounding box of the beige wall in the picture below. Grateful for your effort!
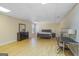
[59,4,79,42]
[59,4,79,55]
[0,14,32,45]
[59,10,74,30]
[36,22,60,35]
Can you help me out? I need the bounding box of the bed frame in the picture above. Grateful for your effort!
[37,29,52,39]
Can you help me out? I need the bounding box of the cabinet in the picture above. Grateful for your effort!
[17,32,29,41]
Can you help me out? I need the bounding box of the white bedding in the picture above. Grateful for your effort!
[38,32,52,34]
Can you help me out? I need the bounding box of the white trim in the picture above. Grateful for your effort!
[0,40,16,46]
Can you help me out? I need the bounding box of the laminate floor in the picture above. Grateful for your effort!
[0,38,73,56]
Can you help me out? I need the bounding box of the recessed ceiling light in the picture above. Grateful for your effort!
[0,6,11,13]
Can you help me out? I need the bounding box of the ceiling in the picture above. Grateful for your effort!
[0,3,76,23]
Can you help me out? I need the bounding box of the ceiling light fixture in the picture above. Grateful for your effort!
[41,2,47,4]
[0,6,11,13]
[41,1,48,5]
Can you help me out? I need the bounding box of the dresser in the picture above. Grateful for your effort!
[17,32,29,41]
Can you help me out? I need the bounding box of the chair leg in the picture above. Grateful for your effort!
[57,49,62,54]
[56,47,63,56]
[57,47,60,51]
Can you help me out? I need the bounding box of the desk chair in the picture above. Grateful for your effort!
[56,37,64,55]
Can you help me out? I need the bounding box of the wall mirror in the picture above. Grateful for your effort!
[19,23,26,32]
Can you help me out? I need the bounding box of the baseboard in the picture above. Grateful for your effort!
[0,40,16,46]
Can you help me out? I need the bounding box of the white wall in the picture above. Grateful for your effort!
[60,4,79,42]
[0,14,32,46]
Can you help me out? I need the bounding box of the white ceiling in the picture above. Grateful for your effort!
[0,3,76,23]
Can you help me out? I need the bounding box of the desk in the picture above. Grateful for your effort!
[61,37,79,56]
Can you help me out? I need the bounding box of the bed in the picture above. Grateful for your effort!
[37,29,52,39]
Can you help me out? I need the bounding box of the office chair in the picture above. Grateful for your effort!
[56,37,64,55]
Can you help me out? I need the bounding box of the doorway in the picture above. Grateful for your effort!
[32,23,37,38]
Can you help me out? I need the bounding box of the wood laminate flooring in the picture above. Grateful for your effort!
[0,38,73,56]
